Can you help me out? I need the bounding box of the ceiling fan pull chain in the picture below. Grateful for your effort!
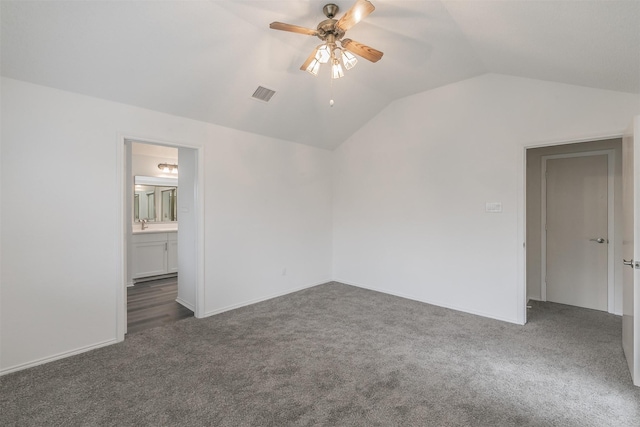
[329,72,335,107]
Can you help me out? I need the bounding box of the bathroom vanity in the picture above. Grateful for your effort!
[131,230,178,280]
[129,174,179,284]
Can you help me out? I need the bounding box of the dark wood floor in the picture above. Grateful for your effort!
[127,276,193,334]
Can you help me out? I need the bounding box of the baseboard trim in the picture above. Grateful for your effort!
[176,297,195,311]
[0,338,118,376]
[335,279,523,325]
[202,279,331,318]
[526,296,622,317]
[133,273,177,284]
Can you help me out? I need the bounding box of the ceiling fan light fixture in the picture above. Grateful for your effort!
[316,45,331,63]
[306,58,321,76]
[341,49,358,70]
[270,0,383,104]
[331,62,344,79]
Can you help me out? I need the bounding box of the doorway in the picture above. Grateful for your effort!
[118,137,202,339]
[525,138,623,315]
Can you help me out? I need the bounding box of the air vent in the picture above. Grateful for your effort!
[251,86,276,103]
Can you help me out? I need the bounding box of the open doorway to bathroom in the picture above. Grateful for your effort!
[123,140,199,334]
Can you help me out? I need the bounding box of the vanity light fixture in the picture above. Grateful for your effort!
[158,163,178,174]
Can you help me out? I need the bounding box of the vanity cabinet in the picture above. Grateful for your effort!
[131,231,178,280]
[167,233,178,273]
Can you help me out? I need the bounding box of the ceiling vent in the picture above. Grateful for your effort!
[251,86,276,103]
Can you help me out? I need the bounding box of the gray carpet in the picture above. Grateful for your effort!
[1,282,638,426]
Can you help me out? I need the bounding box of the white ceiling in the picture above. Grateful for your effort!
[2,1,639,150]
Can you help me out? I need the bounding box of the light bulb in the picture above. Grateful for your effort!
[330,99,334,107]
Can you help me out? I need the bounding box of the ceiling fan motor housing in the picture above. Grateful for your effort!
[317,19,345,41]
[317,4,345,41]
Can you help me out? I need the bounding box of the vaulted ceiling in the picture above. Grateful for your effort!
[2,1,639,150]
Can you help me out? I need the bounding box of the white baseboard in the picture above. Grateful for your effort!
[202,278,331,318]
[335,279,523,325]
[176,297,195,311]
[526,296,622,317]
[0,338,118,376]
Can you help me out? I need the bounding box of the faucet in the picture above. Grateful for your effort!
[140,219,147,230]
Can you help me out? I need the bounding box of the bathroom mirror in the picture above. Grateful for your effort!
[134,176,178,222]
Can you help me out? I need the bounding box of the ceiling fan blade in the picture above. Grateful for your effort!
[336,0,375,32]
[269,22,318,36]
[341,39,383,63]
[300,48,319,71]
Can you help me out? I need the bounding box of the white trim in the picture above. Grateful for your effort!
[116,137,126,341]
[337,279,523,325]
[0,339,118,376]
[518,143,527,324]
[176,297,195,312]
[117,134,205,341]
[540,149,615,313]
[202,279,331,318]
[523,133,624,150]
[194,145,206,319]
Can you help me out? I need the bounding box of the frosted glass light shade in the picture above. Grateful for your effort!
[331,63,344,79]
[316,45,331,64]
[306,58,320,76]
[341,50,358,70]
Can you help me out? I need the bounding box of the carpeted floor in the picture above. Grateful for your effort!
[1,282,638,426]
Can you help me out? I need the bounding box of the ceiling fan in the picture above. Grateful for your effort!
[270,0,383,79]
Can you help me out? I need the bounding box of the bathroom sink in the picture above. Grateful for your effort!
[132,227,177,234]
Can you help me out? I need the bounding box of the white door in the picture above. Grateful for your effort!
[545,154,609,311]
[623,117,640,386]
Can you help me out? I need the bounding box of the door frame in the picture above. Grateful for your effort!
[116,134,205,341]
[540,150,615,313]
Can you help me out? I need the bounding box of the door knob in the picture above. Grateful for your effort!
[623,259,634,268]
[589,238,606,243]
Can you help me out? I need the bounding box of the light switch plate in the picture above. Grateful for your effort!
[485,202,502,213]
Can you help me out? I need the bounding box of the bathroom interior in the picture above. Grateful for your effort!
[126,141,193,333]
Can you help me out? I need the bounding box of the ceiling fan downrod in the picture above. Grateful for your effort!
[323,4,339,19]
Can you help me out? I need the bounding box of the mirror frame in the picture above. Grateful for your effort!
[134,175,178,223]
[135,176,178,187]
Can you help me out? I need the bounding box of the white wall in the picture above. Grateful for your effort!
[0,77,333,373]
[176,147,197,310]
[333,74,640,324]
[2,73,638,373]
[131,144,178,178]
[201,127,333,316]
